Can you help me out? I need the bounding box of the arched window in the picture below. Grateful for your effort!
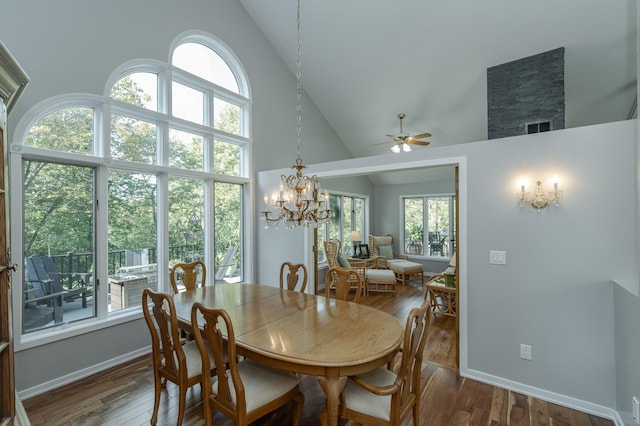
[13,33,251,340]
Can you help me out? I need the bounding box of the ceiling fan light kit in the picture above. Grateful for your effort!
[387,112,431,153]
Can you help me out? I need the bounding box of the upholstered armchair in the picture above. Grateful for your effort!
[368,234,408,269]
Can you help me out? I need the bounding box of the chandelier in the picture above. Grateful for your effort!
[261,0,331,229]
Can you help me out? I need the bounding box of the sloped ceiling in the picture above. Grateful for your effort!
[239,0,636,162]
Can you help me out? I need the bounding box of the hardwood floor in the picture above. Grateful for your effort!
[23,282,613,426]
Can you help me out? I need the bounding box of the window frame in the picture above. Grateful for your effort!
[11,35,252,349]
[400,193,456,260]
[318,191,369,263]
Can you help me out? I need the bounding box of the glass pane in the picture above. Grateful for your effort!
[353,197,364,240]
[328,194,341,242]
[214,98,240,135]
[317,225,327,263]
[169,129,204,171]
[23,161,95,333]
[427,197,450,257]
[172,81,204,124]
[168,177,204,268]
[214,139,240,176]
[26,107,93,154]
[110,72,158,111]
[108,171,158,312]
[172,42,239,93]
[404,198,424,256]
[342,198,353,255]
[214,182,242,283]
[111,114,157,164]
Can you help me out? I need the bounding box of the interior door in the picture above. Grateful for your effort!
[0,97,14,424]
[0,41,30,425]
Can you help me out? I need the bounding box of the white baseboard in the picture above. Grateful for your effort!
[17,346,150,400]
[462,368,623,426]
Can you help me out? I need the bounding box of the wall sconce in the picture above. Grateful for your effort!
[517,178,563,211]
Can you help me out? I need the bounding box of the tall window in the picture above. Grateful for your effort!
[402,195,455,258]
[15,34,251,338]
[318,193,366,262]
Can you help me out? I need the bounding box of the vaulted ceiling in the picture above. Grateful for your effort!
[239,0,637,160]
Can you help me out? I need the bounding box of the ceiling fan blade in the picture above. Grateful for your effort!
[407,140,430,146]
[410,132,432,139]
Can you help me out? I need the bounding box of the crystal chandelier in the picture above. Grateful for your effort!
[261,0,331,229]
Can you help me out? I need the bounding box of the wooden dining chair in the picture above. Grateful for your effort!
[339,298,431,426]
[141,288,215,426]
[279,261,308,292]
[190,302,305,426]
[325,266,364,302]
[170,260,206,294]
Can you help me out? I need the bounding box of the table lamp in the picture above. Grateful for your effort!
[349,230,362,256]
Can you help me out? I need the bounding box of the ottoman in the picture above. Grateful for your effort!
[389,260,424,286]
[365,268,397,293]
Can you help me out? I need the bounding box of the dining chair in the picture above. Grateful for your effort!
[170,260,206,294]
[141,288,215,426]
[279,261,308,292]
[325,266,364,302]
[190,302,305,426]
[339,298,431,426]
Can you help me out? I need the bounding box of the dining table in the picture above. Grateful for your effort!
[172,282,404,426]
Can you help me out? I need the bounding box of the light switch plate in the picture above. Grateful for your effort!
[489,250,506,265]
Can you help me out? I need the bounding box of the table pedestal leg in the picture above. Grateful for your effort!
[317,372,347,426]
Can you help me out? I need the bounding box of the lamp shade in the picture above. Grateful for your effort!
[349,230,362,241]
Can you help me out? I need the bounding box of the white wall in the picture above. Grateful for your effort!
[257,119,638,419]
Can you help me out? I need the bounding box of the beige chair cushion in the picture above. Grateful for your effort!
[213,359,300,413]
[163,340,215,379]
[389,260,423,274]
[366,269,396,284]
[342,367,396,422]
[371,235,393,249]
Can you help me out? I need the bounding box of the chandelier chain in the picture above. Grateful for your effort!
[296,0,302,162]
[260,0,332,229]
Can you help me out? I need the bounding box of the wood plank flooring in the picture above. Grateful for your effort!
[23,282,614,426]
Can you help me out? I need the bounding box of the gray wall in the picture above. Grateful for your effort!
[258,119,637,421]
[0,0,352,393]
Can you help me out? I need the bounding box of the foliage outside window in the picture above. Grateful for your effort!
[318,193,366,262]
[18,37,250,336]
[402,195,455,258]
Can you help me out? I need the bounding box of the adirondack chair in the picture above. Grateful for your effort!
[214,246,237,283]
[25,256,89,310]
[24,257,66,325]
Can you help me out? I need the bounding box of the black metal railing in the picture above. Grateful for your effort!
[43,244,204,279]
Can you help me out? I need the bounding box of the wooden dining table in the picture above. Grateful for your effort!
[172,283,404,426]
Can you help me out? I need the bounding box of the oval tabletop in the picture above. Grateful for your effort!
[173,283,404,372]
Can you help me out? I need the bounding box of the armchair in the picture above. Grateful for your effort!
[368,234,407,269]
[368,235,425,286]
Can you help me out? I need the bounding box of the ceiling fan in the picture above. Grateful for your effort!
[386,113,431,153]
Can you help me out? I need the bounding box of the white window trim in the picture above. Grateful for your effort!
[10,34,253,350]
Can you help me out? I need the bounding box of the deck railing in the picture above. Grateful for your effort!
[45,244,202,279]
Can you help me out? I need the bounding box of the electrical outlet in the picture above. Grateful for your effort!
[633,396,639,424]
[520,344,532,360]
